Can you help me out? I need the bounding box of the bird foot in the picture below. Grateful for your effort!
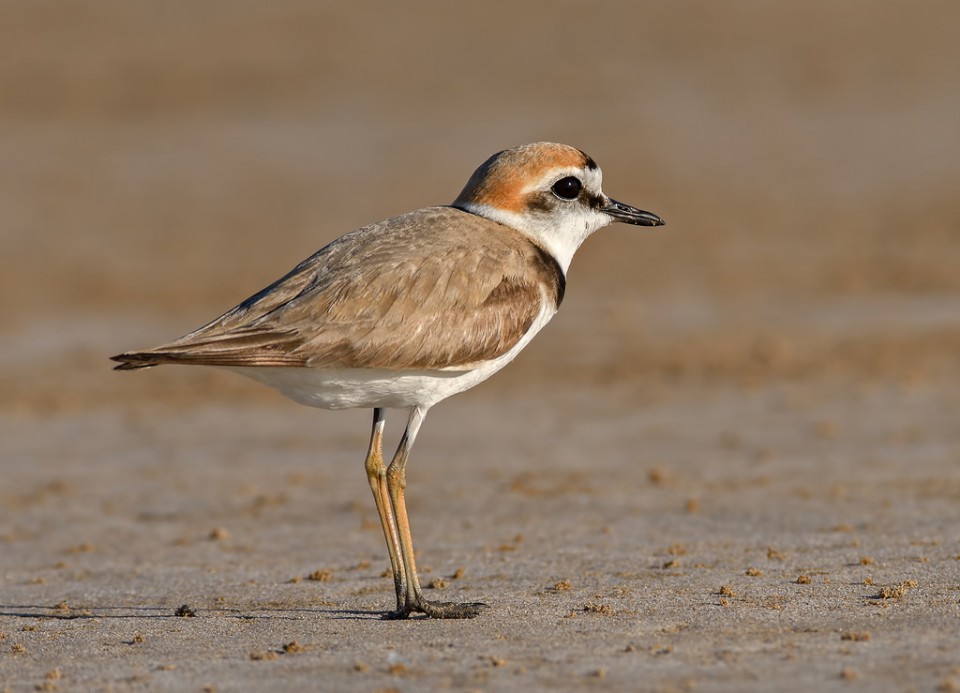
[384,598,489,620]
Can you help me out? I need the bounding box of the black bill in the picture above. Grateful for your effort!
[601,198,665,227]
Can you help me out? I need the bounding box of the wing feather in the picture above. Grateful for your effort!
[111,207,564,372]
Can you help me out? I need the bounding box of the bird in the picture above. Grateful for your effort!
[112,142,664,619]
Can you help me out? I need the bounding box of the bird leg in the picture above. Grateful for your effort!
[383,406,488,619]
[363,407,405,609]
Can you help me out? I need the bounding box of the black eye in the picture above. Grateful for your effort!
[551,176,582,200]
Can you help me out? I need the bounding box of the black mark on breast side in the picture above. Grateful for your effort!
[530,244,566,307]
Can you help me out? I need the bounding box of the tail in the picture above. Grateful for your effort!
[110,352,163,370]
[110,335,307,371]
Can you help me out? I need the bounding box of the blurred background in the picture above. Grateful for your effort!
[2,0,959,415]
[3,7,958,686]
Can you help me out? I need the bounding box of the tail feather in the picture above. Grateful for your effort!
[111,326,308,370]
[111,354,161,371]
[110,348,306,369]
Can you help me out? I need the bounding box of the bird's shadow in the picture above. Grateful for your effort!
[0,603,387,622]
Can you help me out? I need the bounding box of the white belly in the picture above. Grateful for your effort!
[226,302,556,410]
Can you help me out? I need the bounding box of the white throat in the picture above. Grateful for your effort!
[456,201,609,274]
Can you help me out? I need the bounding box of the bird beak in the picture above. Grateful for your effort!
[601,198,665,227]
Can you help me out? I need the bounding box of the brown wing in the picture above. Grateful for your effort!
[111,207,565,372]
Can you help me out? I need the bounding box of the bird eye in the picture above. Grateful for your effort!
[551,176,582,200]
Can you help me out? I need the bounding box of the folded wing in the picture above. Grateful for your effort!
[111,207,564,372]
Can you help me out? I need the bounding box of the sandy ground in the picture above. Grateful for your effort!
[2,2,960,691]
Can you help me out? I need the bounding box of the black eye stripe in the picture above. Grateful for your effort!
[551,176,582,200]
[587,193,606,210]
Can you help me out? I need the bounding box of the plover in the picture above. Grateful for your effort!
[112,142,664,619]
